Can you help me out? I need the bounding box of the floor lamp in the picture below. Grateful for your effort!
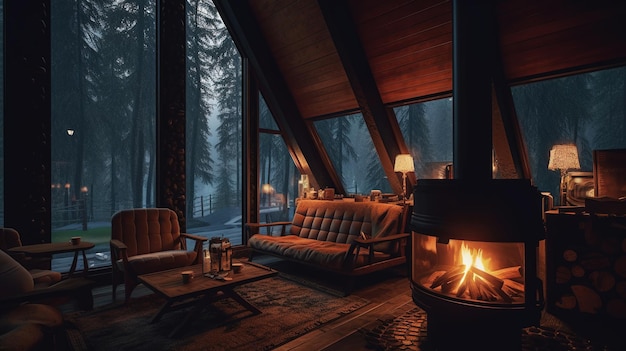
[547,144,580,206]
[394,154,415,202]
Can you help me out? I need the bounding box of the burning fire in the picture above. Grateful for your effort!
[458,242,489,290]
[457,242,488,294]
[424,241,525,303]
[461,242,486,271]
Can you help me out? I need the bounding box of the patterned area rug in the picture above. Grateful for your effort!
[64,276,369,351]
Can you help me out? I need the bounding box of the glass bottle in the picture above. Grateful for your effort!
[202,245,211,276]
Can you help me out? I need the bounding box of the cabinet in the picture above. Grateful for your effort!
[545,210,626,321]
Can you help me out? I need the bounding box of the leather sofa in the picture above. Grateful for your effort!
[246,199,409,291]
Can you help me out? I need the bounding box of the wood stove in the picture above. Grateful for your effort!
[407,2,547,348]
[409,179,545,350]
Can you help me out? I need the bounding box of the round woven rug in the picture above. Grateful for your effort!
[364,307,603,351]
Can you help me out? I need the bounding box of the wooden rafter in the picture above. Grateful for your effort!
[318,0,407,195]
[214,0,343,193]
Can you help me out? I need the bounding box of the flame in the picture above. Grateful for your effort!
[461,242,485,271]
[458,242,486,289]
[422,240,523,302]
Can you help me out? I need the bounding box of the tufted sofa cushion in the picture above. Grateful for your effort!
[289,200,404,243]
[111,208,187,257]
[248,200,404,271]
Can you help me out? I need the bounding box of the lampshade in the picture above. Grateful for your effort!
[547,144,580,173]
[394,154,415,173]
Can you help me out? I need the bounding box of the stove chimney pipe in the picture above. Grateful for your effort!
[452,0,496,180]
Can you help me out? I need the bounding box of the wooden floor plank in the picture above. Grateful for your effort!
[76,256,414,351]
[61,255,626,350]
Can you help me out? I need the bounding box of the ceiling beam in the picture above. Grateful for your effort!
[214,0,343,192]
[318,0,408,195]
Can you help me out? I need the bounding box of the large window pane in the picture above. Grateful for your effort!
[314,114,384,195]
[394,98,453,180]
[514,66,626,205]
[186,0,243,245]
[259,94,297,227]
[51,1,157,272]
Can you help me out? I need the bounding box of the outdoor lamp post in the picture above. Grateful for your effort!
[80,186,89,231]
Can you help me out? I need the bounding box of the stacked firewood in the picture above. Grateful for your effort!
[552,214,626,319]
[424,265,525,303]
[554,244,626,317]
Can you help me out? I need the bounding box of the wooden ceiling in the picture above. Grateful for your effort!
[220,0,626,120]
[214,0,626,193]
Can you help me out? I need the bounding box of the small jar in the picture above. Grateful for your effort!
[210,242,221,274]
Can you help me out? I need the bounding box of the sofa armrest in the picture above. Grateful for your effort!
[181,233,208,264]
[110,239,128,265]
[245,221,291,238]
[181,232,207,242]
[345,233,410,267]
[353,233,409,244]
[110,238,127,250]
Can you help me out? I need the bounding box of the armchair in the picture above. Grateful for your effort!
[0,227,61,287]
[0,227,53,274]
[0,249,93,351]
[0,249,95,311]
[110,208,207,303]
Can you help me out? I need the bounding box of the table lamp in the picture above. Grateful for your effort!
[394,154,414,201]
[547,144,580,206]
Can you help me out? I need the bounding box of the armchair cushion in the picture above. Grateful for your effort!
[111,208,185,256]
[114,250,197,276]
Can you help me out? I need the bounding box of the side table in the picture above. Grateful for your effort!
[8,241,95,277]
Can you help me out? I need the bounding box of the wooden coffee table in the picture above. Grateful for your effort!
[137,260,277,337]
